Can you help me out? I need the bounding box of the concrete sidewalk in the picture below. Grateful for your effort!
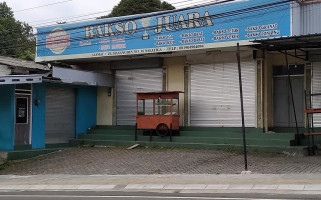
[1,174,321,194]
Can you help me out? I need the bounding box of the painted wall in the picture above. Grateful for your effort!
[164,57,186,126]
[0,85,15,150]
[31,84,46,149]
[76,86,97,137]
[97,87,113,125]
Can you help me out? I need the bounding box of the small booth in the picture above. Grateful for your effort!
[135,91,182,136]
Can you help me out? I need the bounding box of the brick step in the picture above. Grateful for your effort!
[88,129,143,135]
[179,127,263,133]
[297,135,321,146]
[88,129,295,140]
[179,131,295,140]
[94,125,135,130]
[71,139,304,154]
[0,149,61,161]
[79,134,291,147]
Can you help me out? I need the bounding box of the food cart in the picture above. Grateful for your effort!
[135,91,182,137]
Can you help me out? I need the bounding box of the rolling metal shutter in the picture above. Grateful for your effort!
[45,87,76,143]
[312,62,321,127]
[191,61,256,127]
[116,68,163,125]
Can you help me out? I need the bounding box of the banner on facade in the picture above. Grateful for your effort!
[36,0,291,61]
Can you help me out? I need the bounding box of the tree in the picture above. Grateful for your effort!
[101,0,175,18]
[0,2,35,60]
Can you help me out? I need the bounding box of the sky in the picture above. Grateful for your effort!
[3,0,212,29]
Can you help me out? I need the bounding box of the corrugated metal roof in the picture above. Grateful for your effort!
[252,33,321,50]
[0,56,49,71]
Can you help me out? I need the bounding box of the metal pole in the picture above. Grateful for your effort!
[150,130,152,142]
[236,43,248,171]
[135,123,137,141]
[285,51,300,144]
[170,123,173,142]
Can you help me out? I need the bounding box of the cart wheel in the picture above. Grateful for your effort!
[156,123,169,137]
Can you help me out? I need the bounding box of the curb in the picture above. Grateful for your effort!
[1,183,321,195]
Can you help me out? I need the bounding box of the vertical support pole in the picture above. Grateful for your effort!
[150,129,152,142]
[312,134,315,155]
[170,123,173,142]
[285,51,300,144]
[135,123,137,141]
[305,91,312,155]
[153,99,155,115]
[311,93,315,154]
[170,98,173,116]
[237,43,248,171]
[184,65,189,126]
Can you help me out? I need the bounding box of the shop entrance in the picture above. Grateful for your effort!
[273,65,305,127]
[14,84,31,145]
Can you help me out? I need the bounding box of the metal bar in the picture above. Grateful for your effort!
[285,50,300,144]
[170,123,173,142]
[305,91,312,155]
[150,130,152,142]
[153,99,155,115]
[237,43,248,171]
[310,93,321,96]
[309,89,313,155]
[273,75,304,78]
[312,135,315,155]
[279,50,307,61]
[311,94,315,154]
[135,123,137,141]
[136,99,138,116]
[171,98,173,116]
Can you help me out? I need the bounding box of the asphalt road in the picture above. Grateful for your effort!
[0,191,320,200]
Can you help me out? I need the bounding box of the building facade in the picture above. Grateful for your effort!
[2,0,321,151]
[0,57,99,150]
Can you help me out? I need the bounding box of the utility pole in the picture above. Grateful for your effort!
[236,43,248,172]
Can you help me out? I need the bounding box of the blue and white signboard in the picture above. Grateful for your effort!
[36,0,291,62]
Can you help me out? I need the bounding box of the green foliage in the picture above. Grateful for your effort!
[0,2,35,60]
[101,0,175,18]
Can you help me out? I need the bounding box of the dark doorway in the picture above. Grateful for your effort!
[273,65,305,127]
[14,85,31,145]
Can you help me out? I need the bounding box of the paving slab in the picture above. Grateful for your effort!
[0,174,320,195]
[143,184,165,189]
[205,184,230,190]
[183,184,207,190]
[1,148,321,175]
[124,184,145,190]
[95,185,117,190]
[277,184,305,190]
[252,184,278,190]
[163,184,185,190]
[228,184,254,190]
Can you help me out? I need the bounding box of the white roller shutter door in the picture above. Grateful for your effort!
[116,68,163,125]
[191,62,256,127]
[312,62,321,127]
[45,87,76,143]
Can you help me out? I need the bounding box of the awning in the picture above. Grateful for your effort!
[252,33,321,61]
[0,74,43,85]
[252,33,321,51]
[51,67,114,87]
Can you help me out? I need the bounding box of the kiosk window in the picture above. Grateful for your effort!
[16,98,28,124]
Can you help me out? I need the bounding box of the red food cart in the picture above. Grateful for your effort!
[135,91,183,136]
